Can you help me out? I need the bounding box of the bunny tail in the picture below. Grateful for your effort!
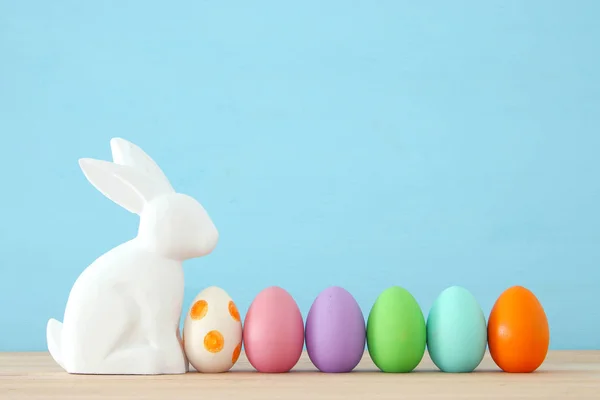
[47,318,65,370]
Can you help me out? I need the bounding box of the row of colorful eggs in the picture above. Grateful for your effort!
[182,285,550,374]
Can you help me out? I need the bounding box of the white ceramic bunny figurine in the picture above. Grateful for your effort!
[46,138,219,375]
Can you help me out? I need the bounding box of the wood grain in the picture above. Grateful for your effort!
[1,351,599,399]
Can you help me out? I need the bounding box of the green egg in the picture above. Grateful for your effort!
[366,286,426,372]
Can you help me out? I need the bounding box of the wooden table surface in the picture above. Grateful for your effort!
[1,351,599,399]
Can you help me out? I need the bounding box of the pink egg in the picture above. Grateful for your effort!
[243,286,304,372]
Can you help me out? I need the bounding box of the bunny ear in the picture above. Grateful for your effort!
[79,158,164,215]
[110,138,174,195]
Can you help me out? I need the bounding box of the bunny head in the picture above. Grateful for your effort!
[79,138,219,261]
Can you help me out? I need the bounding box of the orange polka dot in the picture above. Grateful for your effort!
[204,330,224,353]
[232,342,242,364]
[190,300,208,320]
[228,301,240,322]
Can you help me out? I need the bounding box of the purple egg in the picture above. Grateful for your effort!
[305,286,366,373]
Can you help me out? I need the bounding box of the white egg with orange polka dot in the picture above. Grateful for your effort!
[183,286,243,373]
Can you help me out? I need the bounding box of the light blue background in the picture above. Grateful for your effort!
[1,0,599,351]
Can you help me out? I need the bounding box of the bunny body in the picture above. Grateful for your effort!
[47,138,218,375]
[54,241,184,374]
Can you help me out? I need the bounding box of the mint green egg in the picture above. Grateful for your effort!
[426,286,487,373]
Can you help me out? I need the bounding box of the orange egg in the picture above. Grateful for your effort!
[488,286,550,373]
